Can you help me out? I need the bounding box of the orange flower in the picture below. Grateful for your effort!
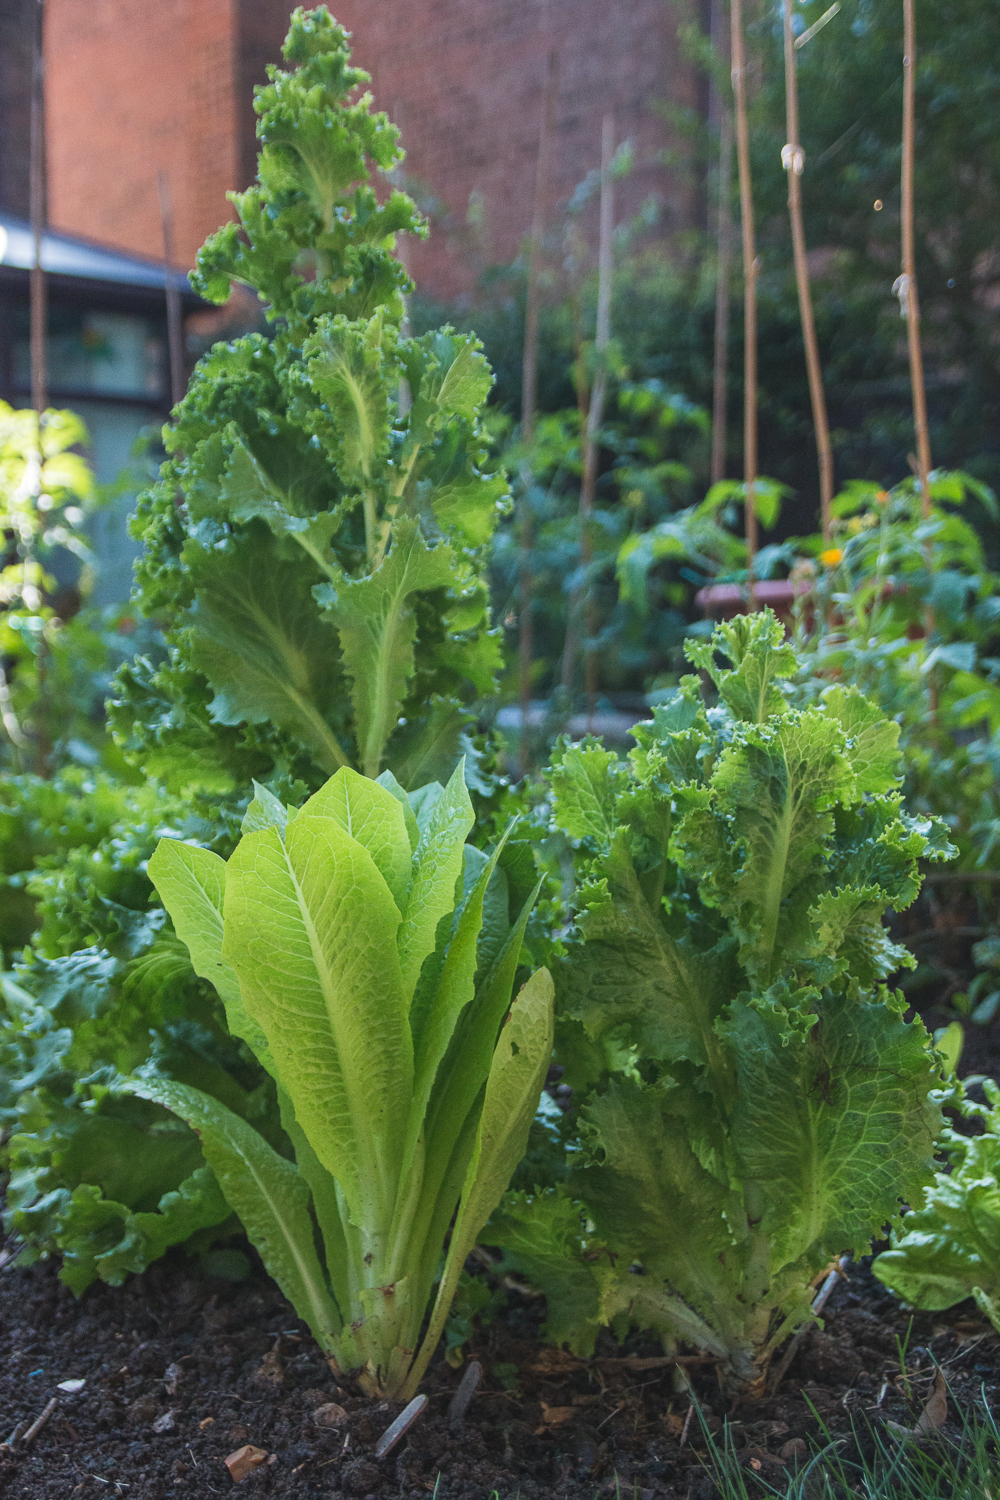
[819,547,844,567]
[875,489,890,505]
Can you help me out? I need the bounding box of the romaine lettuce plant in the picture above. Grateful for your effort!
[110,6,505,797]
[488,611,948,1393]
[874,1078,1000,1331]
[138,764,553,1398]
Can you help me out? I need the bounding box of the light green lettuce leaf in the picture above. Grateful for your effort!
[125,1075,343,1356]
[315,519,459,777]
[184,532,351,773]
[221,816,412,1233]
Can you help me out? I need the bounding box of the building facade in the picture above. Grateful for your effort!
[38,0,701,302]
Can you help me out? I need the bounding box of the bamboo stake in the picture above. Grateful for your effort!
[710,0,733,487]
[29,0,46,419]
[711,108,734,487]
[28,0,51,777]
[518,50,558,775]
[582,113,615,722]
[781,0,834,538]
[156,169,185,410]
[901,0,932,518]
[561,115,614,712]
[730,0,758,580]
[900,0,935,716]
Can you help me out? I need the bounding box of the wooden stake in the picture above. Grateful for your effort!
[29,0,46,419]
[518,50,558,775]
[711,109,733,487]
[157,169,185,410]
[561,116,614,714]
[582,112,615,721]
[901,0,932,518]
[730,0,758,579]
[781,0,834,538]
[710,0,733,487]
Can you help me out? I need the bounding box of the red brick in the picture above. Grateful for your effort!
[43,1,699,299]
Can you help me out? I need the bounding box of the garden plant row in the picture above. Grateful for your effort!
[2,11,1000,1482]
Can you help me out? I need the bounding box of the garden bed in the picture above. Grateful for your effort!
[1,1239,998,1500]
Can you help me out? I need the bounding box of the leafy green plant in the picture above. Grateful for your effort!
[0,939,272,1293]
[792,471,1000,1019]
[111,5,505,798]
[874,1077,1000,1332]
[1,6,516,1295]
[137,763,553,1397]
[0,403,103,775]
[488,611,947,1392]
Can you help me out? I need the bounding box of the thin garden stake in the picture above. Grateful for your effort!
[730,0,758,580]
[711,1,733,487]
[28,0,51,776]
[901,0,932,518]
[782,0,834,538]
[518,49,558,775]
[29,0,46,418]
[561,114,614,711]
[900,0,935,715]
[157,170,186,410]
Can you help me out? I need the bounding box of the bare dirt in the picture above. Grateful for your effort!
[0,1242,997,1500]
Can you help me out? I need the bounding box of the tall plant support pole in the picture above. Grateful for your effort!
[28,0,51,776]
[711,110,734,486]
[561,114,615,709]
[901,0,932,518]
[157,170,185,410]
[30,0,47,419]
[518,50,558,775]
[730,0,758,578]
[781,0,834,539]
[582,112,615,715]
[710,0,733,487]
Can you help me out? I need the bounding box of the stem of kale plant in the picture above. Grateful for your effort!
[518,48,558,776]
[730,0,758,584]
[781,0,834,539]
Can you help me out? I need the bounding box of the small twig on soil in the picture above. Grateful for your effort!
[375,1393,427,1459]
[0,1241,26,1273]
[770,1254,851,1393]
[1,1421,26,1450]
[592,1355,716,1371]
[679,1403,695,1448]
[447,1360,482,1425]
[21,1396,58,1446]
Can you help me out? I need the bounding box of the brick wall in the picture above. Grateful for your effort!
[40,0,698,300]
[333,0,697,302]
[44,0,242,269]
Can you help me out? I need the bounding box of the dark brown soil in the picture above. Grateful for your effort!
[0,1241,998,1500]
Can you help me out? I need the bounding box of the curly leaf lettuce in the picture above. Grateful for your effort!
[487,611,949,1391]
[110,9,506,797]
[874,1079,1000,1330]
